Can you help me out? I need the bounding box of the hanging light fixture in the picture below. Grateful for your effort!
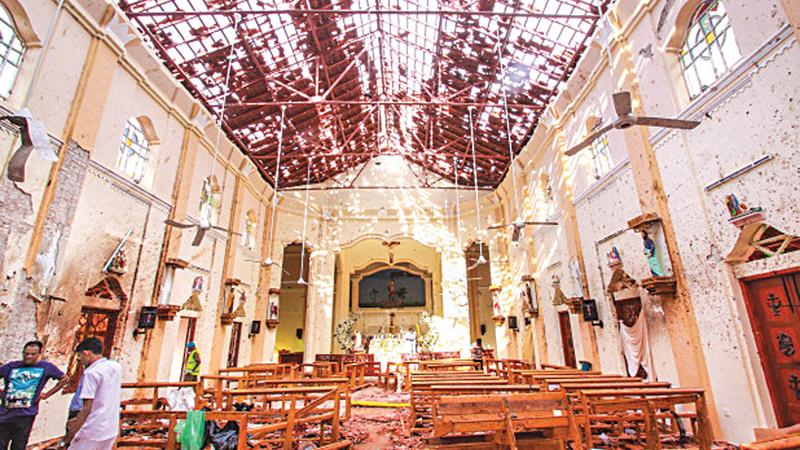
[297,157,312,286]
[467,107,487,269]
[262,106,288,271]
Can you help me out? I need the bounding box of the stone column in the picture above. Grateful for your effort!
[303,246,335,362]
[601,10,720,435]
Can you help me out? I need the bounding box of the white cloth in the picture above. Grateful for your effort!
[619,309,656,381]
[167,387,196,411]
[74,358,122,442]
[68,436,117,450]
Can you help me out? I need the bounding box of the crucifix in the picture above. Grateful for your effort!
[382,239,400,265]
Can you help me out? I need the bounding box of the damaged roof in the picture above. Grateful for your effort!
[119,0,608,188]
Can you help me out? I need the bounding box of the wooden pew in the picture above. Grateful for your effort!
[742,432,800,450]
[410,383,540,432]
[427,392,581,449]
[578,388,713,450]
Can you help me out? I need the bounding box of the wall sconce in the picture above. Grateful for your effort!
[249,320,262,337]
[581,299,604,328]
[480,324,486,336]
[507,316,518,331]
[296,328,304,340]
[133,306,158,337]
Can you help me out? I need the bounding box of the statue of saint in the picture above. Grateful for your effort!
[642,231,665,277]
[353,331,364,352]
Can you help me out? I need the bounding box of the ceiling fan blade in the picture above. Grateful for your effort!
[191,228,206,247]
[165,219,194,229]
[632,116,701,129]
[564,123,614,156]
[613,91,633,116]
[487,224,508,230]
[522,221,559,226]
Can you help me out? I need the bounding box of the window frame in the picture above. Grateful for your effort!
[589,132,613,180]
[678,0,741,99]
[117,117,151,184]
[0,4,26,99]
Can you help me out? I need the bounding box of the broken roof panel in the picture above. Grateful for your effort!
[119,0,608,188]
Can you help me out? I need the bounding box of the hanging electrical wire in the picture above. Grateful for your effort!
[467,107,487,269]
[297,156,312,285]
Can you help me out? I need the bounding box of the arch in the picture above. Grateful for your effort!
[665,0,706,53]
[135,115,160,144]
[0,0,40,47]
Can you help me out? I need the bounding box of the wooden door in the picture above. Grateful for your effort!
[66,308,119,391]
[742,270,800,426]
[558,311,577,368]
[227,322,243,368]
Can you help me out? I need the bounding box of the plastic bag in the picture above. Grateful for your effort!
[204,420,240,450]
[176,410,205,450]
[167,387,196,411]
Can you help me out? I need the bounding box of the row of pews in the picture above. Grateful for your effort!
[408,358,716,449]
[117,362,359,449]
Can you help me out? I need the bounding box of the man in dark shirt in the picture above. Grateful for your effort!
[0,341,69,450]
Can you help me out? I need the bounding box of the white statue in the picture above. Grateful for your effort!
[354,331,364,352]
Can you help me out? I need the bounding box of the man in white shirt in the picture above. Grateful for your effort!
[64,338,121,450]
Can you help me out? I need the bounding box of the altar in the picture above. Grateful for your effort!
[368,335,415,369]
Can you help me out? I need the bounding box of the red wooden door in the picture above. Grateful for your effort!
[558,311,577,368]
[742,271,800,427]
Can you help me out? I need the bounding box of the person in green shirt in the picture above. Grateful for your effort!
[183,343,201,382]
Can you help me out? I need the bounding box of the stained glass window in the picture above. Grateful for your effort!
[199,176,221,226]
[0,6,25,99]
[117,118,150,183]
[590,133,613,180]
[679,0,741,99]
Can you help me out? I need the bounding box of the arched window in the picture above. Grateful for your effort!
[0,5,25,98]
[117,117,150,183]
[199,176,221,226]
[243,209,257,250]
[590,133,613,180]
[679,0,741,99]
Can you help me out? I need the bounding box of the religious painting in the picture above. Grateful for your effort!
[357,268,425,308]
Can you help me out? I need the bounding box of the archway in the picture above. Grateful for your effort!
[274,242,310,362]
[465,242,495,351]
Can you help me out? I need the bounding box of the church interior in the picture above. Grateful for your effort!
[0,0,799,448]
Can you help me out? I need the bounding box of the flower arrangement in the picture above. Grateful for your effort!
[416,311,439,352]
[333,313,359,353]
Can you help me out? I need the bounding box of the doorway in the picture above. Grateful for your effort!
[741,269,800,427]
[558,311,577,368]
[465,242,496,350]
[275,243,310,360]
[179,317,197,377]
[227,322,243,368]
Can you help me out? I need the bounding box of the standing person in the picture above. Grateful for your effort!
[471,339,485,370]
[64,338,121,450]
[183,342,201,382]
[0,341,69,450]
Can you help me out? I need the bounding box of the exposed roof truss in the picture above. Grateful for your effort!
[120,0,608,188]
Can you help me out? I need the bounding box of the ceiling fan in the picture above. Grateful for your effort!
[488,219,559,243]
[245,256,289,274]
[565,91,700,156]
[164,218,238,247]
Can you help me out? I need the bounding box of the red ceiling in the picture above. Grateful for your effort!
[119,0,607,188]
